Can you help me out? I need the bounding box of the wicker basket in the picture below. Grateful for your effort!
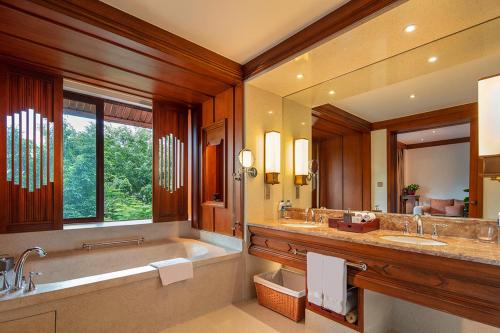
[254,269,306,322]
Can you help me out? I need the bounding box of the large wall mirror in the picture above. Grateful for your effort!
[275,13,500,220]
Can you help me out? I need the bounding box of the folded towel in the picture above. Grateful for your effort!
[322,255,347,315]
[150,258,193,286]
[354,211,376,222]
[306,252,323,307]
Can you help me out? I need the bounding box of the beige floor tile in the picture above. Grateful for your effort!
[164,299,306,333]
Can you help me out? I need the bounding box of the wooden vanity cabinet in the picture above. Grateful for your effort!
[248,226,500,329]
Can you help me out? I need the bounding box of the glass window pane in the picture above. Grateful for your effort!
[104,112,152,222]
[6,115,12,181]
[63,100,97,219]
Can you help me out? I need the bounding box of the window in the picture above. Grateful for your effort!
[63,92,152,223]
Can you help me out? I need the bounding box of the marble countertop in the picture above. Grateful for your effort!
[248,219,500,266]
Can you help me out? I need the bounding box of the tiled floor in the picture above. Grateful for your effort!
[166,299,307,333]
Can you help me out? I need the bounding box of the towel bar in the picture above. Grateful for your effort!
[291,249,368,271]
[82,237,145,250]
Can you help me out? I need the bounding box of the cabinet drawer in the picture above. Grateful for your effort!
[0,311,55,333]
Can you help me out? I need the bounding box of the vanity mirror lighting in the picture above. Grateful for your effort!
[264,131,281,185]
[294,138,309,186]
[478,74,500,181]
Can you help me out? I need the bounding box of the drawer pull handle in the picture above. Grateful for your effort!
[292,249,368,271]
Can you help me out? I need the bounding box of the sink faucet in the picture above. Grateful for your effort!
[413,214,424,236]
[12,247,46,291]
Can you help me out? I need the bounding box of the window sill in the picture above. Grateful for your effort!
[63,219,153,230]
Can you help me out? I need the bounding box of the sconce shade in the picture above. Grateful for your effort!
[294,138,309,176]
[478,75,500,157]
[265,131,280,184]
[238,148,254,168]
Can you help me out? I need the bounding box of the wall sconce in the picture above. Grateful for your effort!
[234,148,257,181]
[264,131,280,184]
[294,138,309,186]
[478,74,500,181]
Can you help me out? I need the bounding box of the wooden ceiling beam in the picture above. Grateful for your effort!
[243,0,399,79]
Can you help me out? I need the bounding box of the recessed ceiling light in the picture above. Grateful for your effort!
[409,94,416,99]
[428,56,438,63]
[296,73,304,79]
[404,24,416,33]
[301,122,306,126]
[328,90,335,95]
[268,110,273,114]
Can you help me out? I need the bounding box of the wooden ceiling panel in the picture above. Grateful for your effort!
[0,33,209,104]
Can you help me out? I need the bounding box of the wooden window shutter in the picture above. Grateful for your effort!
[152,101,188,222]
[0,65,63,233]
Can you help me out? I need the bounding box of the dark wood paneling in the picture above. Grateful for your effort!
[343,134,363,210]
[405,137,470,150]
[313,104,372,133]
[0,65,63,232]
[243,0,399,79]
[197,86,242,238]
[469,113,482,218]
[0,0,244,106]
[233,83,244,237]
[248,226,500,328]
[5,0,242,83]
[372,103,475,132]
[152,101,189,222]
[318,135,343,209]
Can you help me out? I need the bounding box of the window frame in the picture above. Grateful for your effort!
[62,91,153,224]
[63,91,104,224]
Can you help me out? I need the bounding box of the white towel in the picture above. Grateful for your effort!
[150,258,193,286]
[354,211,376,222]
[322,255,347,315]
[306,252,323,307]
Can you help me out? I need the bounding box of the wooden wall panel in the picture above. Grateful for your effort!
[318,135,343,209]
[197,86,242,237]
[152,101,189,222]
[362,132,371,210]
[0,65,63,233]
[343,134,363,210]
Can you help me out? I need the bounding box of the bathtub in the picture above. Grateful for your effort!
[0,238,243,333]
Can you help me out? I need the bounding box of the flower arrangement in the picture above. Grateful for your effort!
[405,184,420,195]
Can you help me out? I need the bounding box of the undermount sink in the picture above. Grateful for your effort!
[281,223,319,229]
[380,235,447,246]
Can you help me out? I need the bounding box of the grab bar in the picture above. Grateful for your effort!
[82,237,145,251]
[291,249,368,271]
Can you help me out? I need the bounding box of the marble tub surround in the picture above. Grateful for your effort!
[282,208,498,240]
[0,238,243,333]
[248,219,500,266]
[0,220,194,256]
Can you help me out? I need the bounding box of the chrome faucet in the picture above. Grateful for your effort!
[12,247,46,291]
[413,214,424,236]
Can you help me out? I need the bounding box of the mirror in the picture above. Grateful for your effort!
[276,14,500,219]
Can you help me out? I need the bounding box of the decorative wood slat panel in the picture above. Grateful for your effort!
[152,101,188,222]
[0,65,62,233]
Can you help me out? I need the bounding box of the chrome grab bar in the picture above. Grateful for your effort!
[82,237,145,251]
[291,249,368,271]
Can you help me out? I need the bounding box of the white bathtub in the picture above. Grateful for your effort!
[0,238,242,333]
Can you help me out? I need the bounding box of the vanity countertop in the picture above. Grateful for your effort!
[248,219,500,266]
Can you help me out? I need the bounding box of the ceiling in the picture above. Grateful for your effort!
[100,0,348,64]
[284,17,500,122]
[248,0,500,97]
[397,124,470,145]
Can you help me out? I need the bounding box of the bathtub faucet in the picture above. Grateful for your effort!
[12,247,47,291]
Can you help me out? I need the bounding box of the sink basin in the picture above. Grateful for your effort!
[380,235,447,246]
[281,223,319,229]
